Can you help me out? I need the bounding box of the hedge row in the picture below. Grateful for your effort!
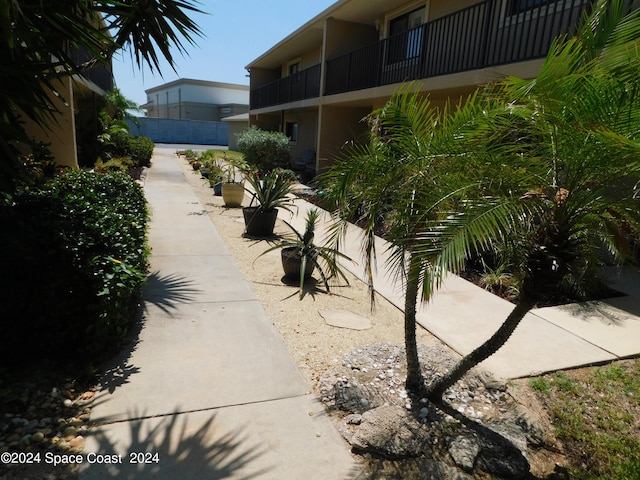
[0,171,149,368]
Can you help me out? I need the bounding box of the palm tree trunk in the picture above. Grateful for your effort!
[404,252,425,394]
[426,299,534,402]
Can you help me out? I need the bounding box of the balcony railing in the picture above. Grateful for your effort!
[70,46,114,93]
[251,64,321,109]
[250,0,592,108]
[325,0,591,95]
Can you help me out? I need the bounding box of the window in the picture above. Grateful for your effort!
[285,122,298,142]
[388,6,426,63]
[507,0,554,16]
[288,61,300,76]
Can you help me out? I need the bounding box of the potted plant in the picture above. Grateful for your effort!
[221,153,248,207]
[258,209,353,298]
[208,163,225,195]
[242,170,296,237]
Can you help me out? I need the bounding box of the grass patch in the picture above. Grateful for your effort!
[531,360,640,480]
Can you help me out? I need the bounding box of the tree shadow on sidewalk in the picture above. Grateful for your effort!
[81,408,270,479]
[144,270,202,314]
[98,271,201,394]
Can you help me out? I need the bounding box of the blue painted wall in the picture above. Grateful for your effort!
[126,118,229,145]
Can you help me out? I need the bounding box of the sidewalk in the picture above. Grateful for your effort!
[284,178,640,380]
[79,147,357,479]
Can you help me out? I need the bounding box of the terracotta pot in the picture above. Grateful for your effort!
[221,182,244,207]
[281,247,314,279]
[243,207,278,237]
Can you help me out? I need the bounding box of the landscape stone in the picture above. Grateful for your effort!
[319,309,373,330]
[475,427,530,479]
[350,406,432,458]
[448,434,480,472]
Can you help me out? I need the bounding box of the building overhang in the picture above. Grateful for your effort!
[245,0,411,71]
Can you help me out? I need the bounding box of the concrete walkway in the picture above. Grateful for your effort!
[80,147,357,479]
[284,177,640,380]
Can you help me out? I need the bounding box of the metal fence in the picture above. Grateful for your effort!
[126,118,229,145]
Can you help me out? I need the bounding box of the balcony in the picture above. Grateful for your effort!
[70,46,114,93]
[251,64,322,110]
[250,0,593,110]
[325,0,591,95]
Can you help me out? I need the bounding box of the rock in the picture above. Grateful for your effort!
[69,435,84,450]
[341,343,406,371]
[31,431,45,443]
[484,379,508,392]
[448,434,480,472]
[476,426,530,479]
[69,417,84,427]
[318,309,372,330]
[516,412,546,447]
[485,420,528,453]
[62,426,77,439]
[350,406,432,458]
[345,414,362,425]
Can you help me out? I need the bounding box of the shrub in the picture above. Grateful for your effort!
[108,132,154,168]
[94,156,135,173]
[0,171,148,368]
[126,135,154,167]
[237,126,291,172]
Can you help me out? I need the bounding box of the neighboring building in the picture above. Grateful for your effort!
[246,0,592,176]
[142,79,249,121]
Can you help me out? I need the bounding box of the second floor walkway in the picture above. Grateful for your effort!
[251,0,591,110]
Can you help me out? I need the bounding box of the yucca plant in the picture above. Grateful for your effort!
[244,170,296,214]
[259,209,353,298]
[242,170,297,236]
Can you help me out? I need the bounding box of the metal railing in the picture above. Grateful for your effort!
[70,46,114,93]
[325,0,590,95]
[250,64,321,109]
[250,0,592,107]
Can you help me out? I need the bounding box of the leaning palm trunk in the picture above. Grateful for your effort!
[404,252,425,393]
[426,299,535,401]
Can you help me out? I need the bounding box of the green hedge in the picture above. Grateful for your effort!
[237,126,291,172]
[0,171,149,367]
[110,132,154,167]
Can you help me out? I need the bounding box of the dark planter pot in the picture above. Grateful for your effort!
[200,168,210,179]
[243,207,278,237]
[281,247,314,279]
[213,182,222,196]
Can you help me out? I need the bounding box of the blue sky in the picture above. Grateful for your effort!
[112,0,336,106]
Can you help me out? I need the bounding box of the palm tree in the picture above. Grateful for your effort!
[425,0,640,400]
[323,87,512,394]
[103,87,143,122]
[0,0,204,192]
[325,0,640,401]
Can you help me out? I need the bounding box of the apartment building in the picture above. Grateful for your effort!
[246,0,592,176]
[24,44,113,169]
